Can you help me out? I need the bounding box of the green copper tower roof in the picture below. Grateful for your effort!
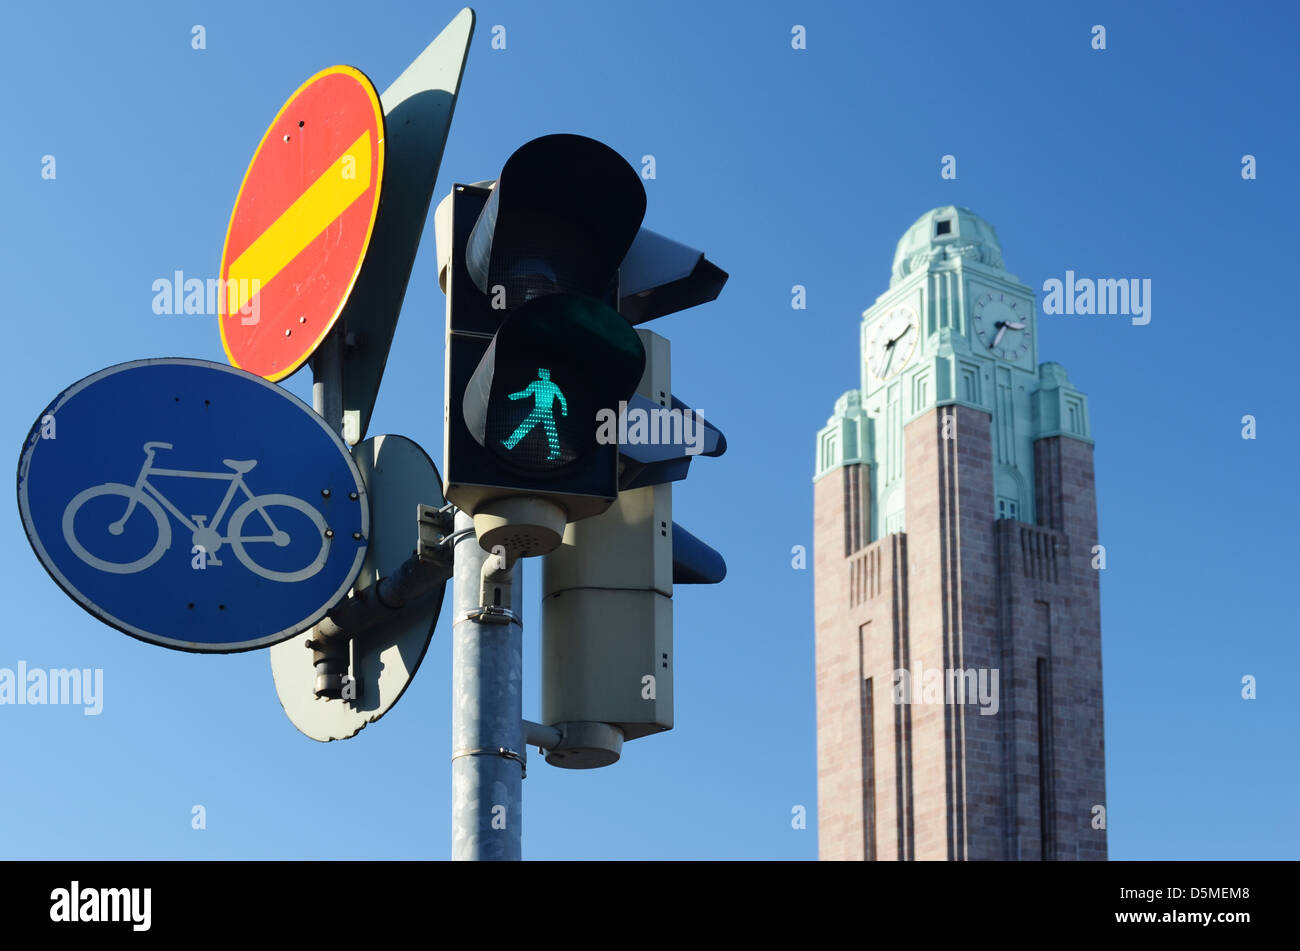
[816,208,1093,541]
[890,206,1004,286]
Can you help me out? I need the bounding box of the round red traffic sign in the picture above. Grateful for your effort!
[218,65,385,381]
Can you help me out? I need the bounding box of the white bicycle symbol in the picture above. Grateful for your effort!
[61,441,330,582]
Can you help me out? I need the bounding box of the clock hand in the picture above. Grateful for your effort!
[1005,321,1026,331]
[881,342,895,377]
[992,322,1007,348]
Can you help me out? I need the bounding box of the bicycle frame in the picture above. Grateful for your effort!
[114,446,282,542]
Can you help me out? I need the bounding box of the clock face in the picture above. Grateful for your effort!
[973,292,1031,361]
[867,304,919,381]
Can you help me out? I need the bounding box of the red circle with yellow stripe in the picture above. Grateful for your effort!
[218,65,385,382]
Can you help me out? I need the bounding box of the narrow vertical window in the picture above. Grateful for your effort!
[1037,657,1056,861]
[862,675,876,860]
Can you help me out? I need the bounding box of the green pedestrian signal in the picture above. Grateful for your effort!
[501,368,569,462]
[466,292,644,480]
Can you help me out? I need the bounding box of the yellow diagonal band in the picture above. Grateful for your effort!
[225,130,372,317]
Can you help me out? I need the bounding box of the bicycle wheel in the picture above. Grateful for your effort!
[227,493,330,583]
[62,483,171,574]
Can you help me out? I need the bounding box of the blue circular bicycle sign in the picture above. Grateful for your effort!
[16,358,369,652]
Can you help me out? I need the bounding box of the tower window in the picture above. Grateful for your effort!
[997,497,1018,521]
[935,219,952,236]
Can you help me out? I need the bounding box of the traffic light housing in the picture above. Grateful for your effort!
[441,135,650,525]
[435,134,730,768]
[540,330,727,768]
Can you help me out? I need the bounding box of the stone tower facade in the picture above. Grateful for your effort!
[813,207,1107,860]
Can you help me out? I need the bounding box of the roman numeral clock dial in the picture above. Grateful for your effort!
[973,292,1030,360]
[868,304,919,381]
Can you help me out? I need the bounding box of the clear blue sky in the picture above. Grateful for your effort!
[2,0,1296,860]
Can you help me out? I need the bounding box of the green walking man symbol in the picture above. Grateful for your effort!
[503,368,568,460]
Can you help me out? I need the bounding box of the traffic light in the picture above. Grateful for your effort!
[434,134,729,767]
[540,332,727,767]
[441,134,650,529]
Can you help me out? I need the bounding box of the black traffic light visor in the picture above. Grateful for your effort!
[466,134,647,306]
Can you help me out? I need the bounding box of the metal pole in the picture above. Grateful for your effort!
[451,508,524,860]
[311,327,345,435]
[308,327,350,697]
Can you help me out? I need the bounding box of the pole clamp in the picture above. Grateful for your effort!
[456,605,520,626]
[452,746,525,779]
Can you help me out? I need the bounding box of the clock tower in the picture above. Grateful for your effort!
[813,207,1107,860]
